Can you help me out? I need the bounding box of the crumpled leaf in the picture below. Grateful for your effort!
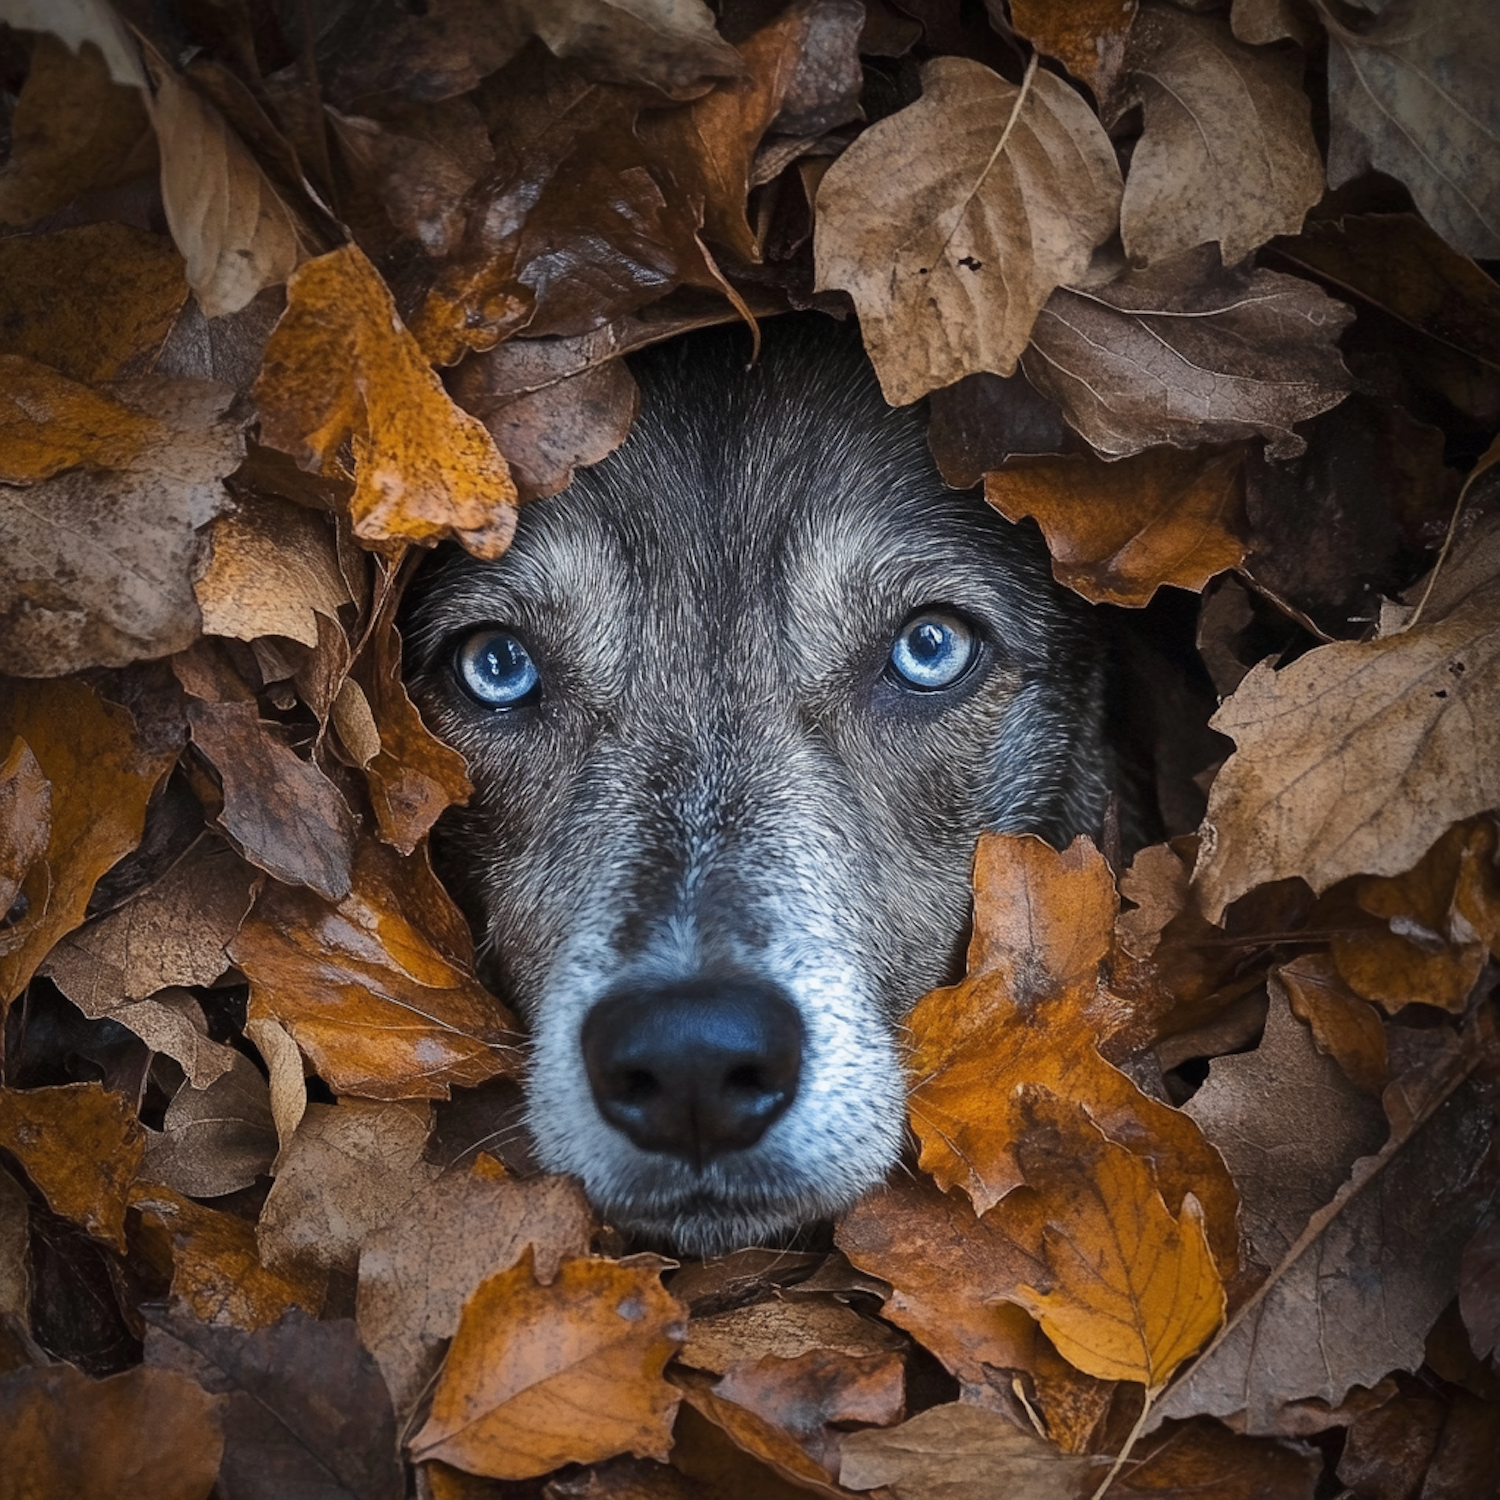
[140,1050,277,1197]
[357,1163,593,1417]
[230,836,518,1100]
[1023,248,1353,459]
[0,1082,144,1252]
[0,737,49,918]
[254,244,518,558]
[1121,3,1322,267]
[0,0,147,89]
[0,370,242,675]
[814,55,1122,404]
[410,1251,687,1479]
[1193,515,1500,922]
[986,446,1246,606]
[257,1099,439,1274]
[1326,0,1500,259]
[1277,953,1388,1097]
[146,1305,403,1500]
[0,679,174,1006]
[132,1183,327,1331]
[0,223,187,382]
[681,1297,901,1375]
[0,1362,223,1500]
[1010,0,1136,113]
[244,1016,307,1161]
[905,833,1239,1271]
[1004,1089,1224,1389]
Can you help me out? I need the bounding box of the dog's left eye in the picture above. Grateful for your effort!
[455,629,541,708]
[888,611,975,690]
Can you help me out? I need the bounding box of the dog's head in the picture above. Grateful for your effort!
[403,318,1113,1254]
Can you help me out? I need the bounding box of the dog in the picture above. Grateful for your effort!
[402,316,1116,1255]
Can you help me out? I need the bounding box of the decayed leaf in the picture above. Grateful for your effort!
[0,224,187,382]
[839,1402,1097,1500]
[145,1306,403,1500]
[0,33,152,228]
[357,1164,593,1416]
[905,833,1239,1270]
[1003,1089,1224,1389]
[132,1183,327,1330]
[0,371,243,675]
[0,1163,29,1336]
[1010,0,1137,111]
[0,1083,144,1251]
[1155,1019,1495,1434]
[1277,954,1388,1097]
[0,738,49,917]
[411,1252,687,1479]
[1326,0,1500,259]
[254,243,518,558]
[144,54,306,317]
[1330,817,1500,1014]
[195,496,350,648]
[140,1050,277,1197]
[814,56,1122,404]
[230,836,517,1099]
[187,699,358,901]
[243,1016,307,1159]
[1121,4,1322,267]
[681,1297,902,1375]
[1193,516,1500,922]
[986,446,1246,606]
[0,679,174,1005]
[926,366,1075,488]
[1461,1217,1500,1363]
[258,1099,439,1274]
[1023,248,1353,458]
[0,1363,223,1500]
[1119,1419,1321,1500]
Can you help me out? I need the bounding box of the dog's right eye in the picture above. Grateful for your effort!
[454,629,541,708]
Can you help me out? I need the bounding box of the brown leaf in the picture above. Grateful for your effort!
[0,1082,144,1251]
[0,678,174,1006]
[1119,1419,1320,1500]
[231,834,516,1099]
[814,56,1123,403]
[1338,1384,1500,1500]
[145,1305,403,1500]
[1121,4,1322,267]
[195,496,351,648]
[680,1297,902,1375]
[0,223,187,382]
[1010,0,1136,113]
[0,1363,223,1500]
[985,446,1246,606]
[1192,515,1500,922]
[839,1402,1097,1499]
[0,737,49,918]
[1,372,243,675]
[905,833,1239,1272]
[1023,248,1353,459]
[140,1050,277,1197]
[254,244,518,558]
[243,1016,308,1160]
[925,367,1075,489]
[131,1183,327,1330]
[1326,0,1500,259]
[187,698,358,901]
[410,1251,686,1479]
[674,1378,847,1497]
[1277,953,1388,1097]
[0,1162,29,1337]
[144,51,306,318]
[357,1163,593,1416]
[0,33,153,229]
[258,1099,439,1274]
[1460,1217,1500,1363]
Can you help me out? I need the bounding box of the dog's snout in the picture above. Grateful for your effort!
[581,978,803,1168]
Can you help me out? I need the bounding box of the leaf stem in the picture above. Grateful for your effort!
[1088,1385,1156,1500]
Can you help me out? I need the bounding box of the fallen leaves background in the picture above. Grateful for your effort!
[1,0,1498,1496]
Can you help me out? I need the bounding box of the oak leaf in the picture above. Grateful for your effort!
[1193,515,1500,922]
[814,56,1122,404]
[1023,248,1353,458]
[1121,4,1322,267]
[230,836,519,1099]
[254,244,518,558]
[410,1251,687,1479]
[985,446,1246,606]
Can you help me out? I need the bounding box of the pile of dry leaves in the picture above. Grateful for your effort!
[2,0,1499,1496]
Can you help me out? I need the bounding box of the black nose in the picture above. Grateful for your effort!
[582,977,803,1168]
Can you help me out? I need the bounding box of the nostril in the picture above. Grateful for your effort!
[620,1068,660,1103]
[724,1063,766,1094]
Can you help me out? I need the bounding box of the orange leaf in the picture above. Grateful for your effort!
[1005,1088,1225,1389]
[410,1251,686,1479]
[0,352,159,482]
[254,244,518,558]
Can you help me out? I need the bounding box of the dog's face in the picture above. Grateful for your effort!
[403,319,1112,1254]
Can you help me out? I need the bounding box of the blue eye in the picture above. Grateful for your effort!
[455,629,540,708]
[888,611,975,690]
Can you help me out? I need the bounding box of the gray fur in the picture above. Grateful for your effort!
[402,317,1113,1254]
